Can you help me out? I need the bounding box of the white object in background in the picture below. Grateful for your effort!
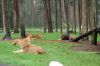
[49,61,63,66]
[12,32,14,34]
[81,26,83,29]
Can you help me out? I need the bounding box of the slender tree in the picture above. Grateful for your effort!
[48,0,53,33]
[13,0,19,33]
[18,0,26,38]
[2,0,11,40]
[78,0,82,34]
[81,0,89,40]
[46,0,53,33]
[91,0,98,45]
[31,0,35,27]
[59,0,63,33]
[64,0,70,36]
[43,11,47,33]
[89,0,96,30]
[43,0,48,32]
[0,0,3,28]
[86,0,90,40]
[73,0,77,34]
[95,0,98,28]
[55,0,58,32]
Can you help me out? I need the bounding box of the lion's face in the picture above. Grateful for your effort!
[13,40,18,46]
[12,39,22,46]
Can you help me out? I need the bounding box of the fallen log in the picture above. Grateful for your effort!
[71,28,100,42]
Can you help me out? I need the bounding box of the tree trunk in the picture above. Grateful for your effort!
[64,0,70,36]
[86,0,90,40]
[13,0,19,33]
[89,0,96,30]
[95,0,98,28]
[81,0,89,40]
[43,0,48,33]
[91,30,97,45]
[43,0,48,32]
[73,0,77,34]
[55,0,58,32]
[43,11,47,33]
[59,0,63,33]
[18,0,26,38]
[47,0,53,33]
[2,0,11,40]
[90,0,98,44]
[78,0,82,34]
[0,0,3,29]
[30,0,35,28]
[71,28,100,45]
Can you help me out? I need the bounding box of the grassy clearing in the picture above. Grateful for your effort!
[0,32,100,66]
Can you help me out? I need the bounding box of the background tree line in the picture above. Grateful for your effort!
[0,0,100,40]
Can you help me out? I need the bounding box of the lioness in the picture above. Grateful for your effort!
[12,36,45,54]
[26,33,43,39]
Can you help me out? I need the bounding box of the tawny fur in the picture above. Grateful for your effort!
[26,33,43,39]
[22,44,45,54]
[12,36,45,54]
[13,36,32,45]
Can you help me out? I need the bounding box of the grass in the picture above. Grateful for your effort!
[97,35,100,41]
[0,32,100,66]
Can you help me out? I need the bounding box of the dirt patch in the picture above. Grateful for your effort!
[72,41,100,52]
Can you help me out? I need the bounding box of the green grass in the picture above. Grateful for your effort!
[97,35,100,41]
[0,32,100,66]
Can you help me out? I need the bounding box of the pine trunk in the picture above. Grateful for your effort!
[64,0,70,36]
[18,0,26,38]
[2,0,11,40]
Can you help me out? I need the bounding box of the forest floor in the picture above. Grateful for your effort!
[40,39,100,52]
[72,41,100,52]
[0,31,100,66]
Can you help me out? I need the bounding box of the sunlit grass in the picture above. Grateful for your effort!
[0,32,100,66]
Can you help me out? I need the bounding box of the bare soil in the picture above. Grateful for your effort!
[72,41,100,52]
[39,39,100,52]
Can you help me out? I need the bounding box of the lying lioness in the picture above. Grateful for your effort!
[13,43,45,54]
[13,35,32,46]
[26,33,43,39]
[13,36,45,54]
